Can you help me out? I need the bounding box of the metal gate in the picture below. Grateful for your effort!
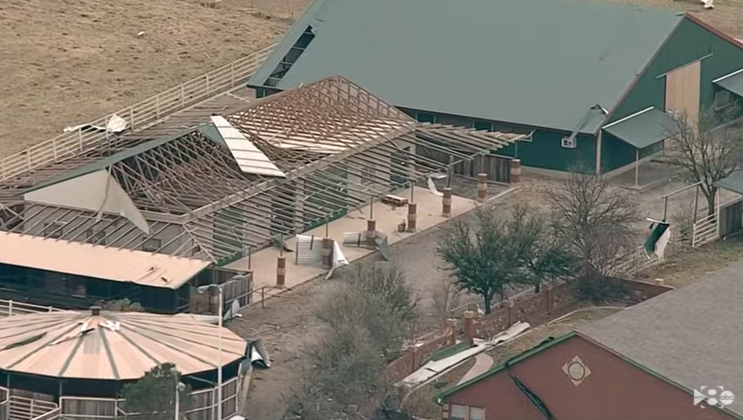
[692,197,743,248]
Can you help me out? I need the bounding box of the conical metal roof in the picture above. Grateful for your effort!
[0,309,247,380]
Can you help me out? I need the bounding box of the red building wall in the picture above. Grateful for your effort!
[443,335,735,420]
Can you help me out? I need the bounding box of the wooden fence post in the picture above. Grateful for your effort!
[545,283,554,312]
[506,300,515,327]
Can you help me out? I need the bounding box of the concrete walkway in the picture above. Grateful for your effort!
[227,186,515,299]
[457,353,494,385]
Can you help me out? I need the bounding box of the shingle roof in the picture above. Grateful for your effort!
[579,259,743,416]
[249,0,683,133]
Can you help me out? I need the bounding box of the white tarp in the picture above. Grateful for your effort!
[24,169,150,235]
[63,114,128,134]
[428,173,447,197]
[211,116,286,177]
[326,241,349,279]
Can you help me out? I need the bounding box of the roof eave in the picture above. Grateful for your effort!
[596,14,687,135]
[436,332,577,403]
[247,0,329,88]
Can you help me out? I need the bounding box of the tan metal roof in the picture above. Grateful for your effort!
[0,232,209,289]
[0,310,247,380]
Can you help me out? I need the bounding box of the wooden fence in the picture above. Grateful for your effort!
[0,44,275,183]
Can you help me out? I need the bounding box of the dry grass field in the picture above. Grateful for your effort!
[0,0,741,158]
[0,0,307,155]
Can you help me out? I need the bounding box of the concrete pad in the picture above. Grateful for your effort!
[226,186,502,298]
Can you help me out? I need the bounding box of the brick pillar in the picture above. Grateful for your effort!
[463,311,476,347]
[408,345,419,372]
[276,256,286,287]
[545,283,554,312]
[510,159,522,184]
[321,238,333,268]
[477,173,488,203]
[407,202,417,232]
[442,187,452,217]
[446,319,458,345]
[366,219,377,250]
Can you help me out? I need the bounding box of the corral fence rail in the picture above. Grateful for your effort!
[0,44,276,182]
[0,299,62,318]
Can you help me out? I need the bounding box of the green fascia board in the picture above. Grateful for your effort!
[714,69,743,98]
[247,0,329,88]
[262,0,681,133]
[603,107,676,149]
[25,127,201,194]
[436,331,743,420]
[436,332,577,402]
[715,170,743,195]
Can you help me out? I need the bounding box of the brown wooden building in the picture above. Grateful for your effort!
[438,261,743,420]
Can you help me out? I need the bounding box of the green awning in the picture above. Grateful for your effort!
[714,69,743,98]
[715,171,743,195]
[603,107,676,149]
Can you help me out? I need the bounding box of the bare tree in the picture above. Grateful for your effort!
[287,263,419,419]
[665,107,743,215]
[547,168,638,279]
[430,275,461,328]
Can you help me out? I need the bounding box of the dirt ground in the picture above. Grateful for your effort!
[0,0,306,156]
[637,234,743,287]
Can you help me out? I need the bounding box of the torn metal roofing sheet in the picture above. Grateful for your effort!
[210,116,286,177]
[0,310,247,380]
[0,231,209,289]
[24,169,150,235]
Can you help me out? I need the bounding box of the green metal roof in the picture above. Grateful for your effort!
[26,127,201,193]
[715,170,743,195]
[603,107,677,149]
[249,0,683,133]
[714,69,743,98]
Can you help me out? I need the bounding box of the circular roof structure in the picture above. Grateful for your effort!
[0,309,247,381]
